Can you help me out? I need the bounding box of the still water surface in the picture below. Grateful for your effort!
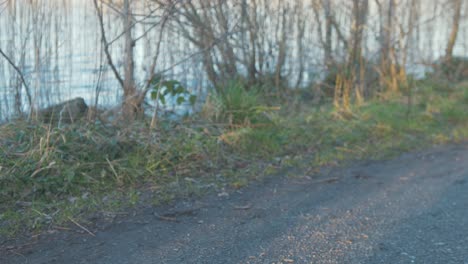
[0,0,466,119]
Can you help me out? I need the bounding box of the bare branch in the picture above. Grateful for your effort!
[0,47,33,114]
[93,0,125,89]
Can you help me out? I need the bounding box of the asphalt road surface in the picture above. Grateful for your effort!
[2,143,467,264]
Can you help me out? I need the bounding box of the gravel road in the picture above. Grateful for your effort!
[2,143,467,264]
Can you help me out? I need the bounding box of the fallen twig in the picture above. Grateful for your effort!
[311,177,339,184]
[0,242,37,253]
[234,204,252,210]
[53,226,73,231]
[153,212,179,223]
[68,217,96,237]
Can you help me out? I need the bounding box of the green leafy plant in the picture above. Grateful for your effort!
[150,75,197,107]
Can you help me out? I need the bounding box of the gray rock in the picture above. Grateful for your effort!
[39,97,88,124]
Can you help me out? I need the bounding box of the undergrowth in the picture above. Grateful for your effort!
[1,78,467,238]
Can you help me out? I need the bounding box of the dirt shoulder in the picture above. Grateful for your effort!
[2,143,467,264]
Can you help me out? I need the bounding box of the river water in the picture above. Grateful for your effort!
[0,0,467,120]
[0,0,206,119]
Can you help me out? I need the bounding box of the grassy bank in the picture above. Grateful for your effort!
[1,79,467,238]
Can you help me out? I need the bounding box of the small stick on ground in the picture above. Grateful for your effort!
[312,177,339,184]
[234,204,252,210]
[53,226,73,231]
[1,242,37,253]
[68,217,96,237]
[153,213,179,223]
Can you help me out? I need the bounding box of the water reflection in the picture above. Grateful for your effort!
[0,0,466,120]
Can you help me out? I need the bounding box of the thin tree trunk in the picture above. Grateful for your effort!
[247,0,258,84]
[348,0,368,101]
[383,0,394,64]
[445,0,462,63]
[323,0,333,67]
[122,0,138,119]
[294,1,306,89]
[274,6,287,96]
[349,0,368,67]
